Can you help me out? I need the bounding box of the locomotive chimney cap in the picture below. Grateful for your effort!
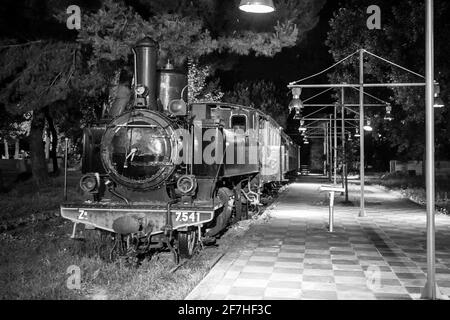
[134,37,159,48]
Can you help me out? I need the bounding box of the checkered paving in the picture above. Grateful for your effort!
[186,179,450,300]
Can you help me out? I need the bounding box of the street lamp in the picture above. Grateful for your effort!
[434,83,445,108]
[299,120,307,131]
[384,104,394,121]
[363,119,373,132]
[239,0,275,13]
[354,128,361,138]
[289,87,303,113]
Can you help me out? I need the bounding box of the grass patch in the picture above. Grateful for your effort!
[0,172,83,223]
[367,172,450,214]
[0,216,263,299]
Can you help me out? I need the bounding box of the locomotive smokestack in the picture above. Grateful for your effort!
[132,37,159,110]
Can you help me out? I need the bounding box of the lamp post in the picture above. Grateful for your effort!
[334,105,338,184]
[422,0,440,300]
[341,88,349,202]
[359,49,366,217]
[329,115,332,181]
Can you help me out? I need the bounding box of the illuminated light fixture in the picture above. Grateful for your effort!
[354,129,361,138]
[293,109,302,120]
[384,104,394,121]
[289,87,303,113]
[434,96,445,108]
[304,139,309,145]
[363,119,373,132]
[434,83,444,108]
[299,119,307,131]
[239,0,275,13]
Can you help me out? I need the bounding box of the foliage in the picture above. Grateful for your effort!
[72,0,324,92]
[0,105,30,140]
[0,41,78,114]
[187,61,224,102]
[223,80,289,127]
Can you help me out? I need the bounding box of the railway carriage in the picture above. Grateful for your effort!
[61,37,299,261]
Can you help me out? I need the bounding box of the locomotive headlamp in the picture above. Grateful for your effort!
[168,99,187,116]
[80,173,100,193]
[177,175,197,195]
[239,0,275,13]
[135,85,147,96]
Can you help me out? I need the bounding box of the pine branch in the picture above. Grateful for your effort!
[0,40,44,50]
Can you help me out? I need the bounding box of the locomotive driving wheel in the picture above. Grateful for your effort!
[177,228,198,259]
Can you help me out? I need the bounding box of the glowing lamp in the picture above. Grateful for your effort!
[239,0,275,13]
[363,119,373,132]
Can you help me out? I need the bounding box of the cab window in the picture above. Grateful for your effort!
[231,115,247,131]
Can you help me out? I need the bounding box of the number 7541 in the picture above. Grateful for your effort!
[175,212,200,222]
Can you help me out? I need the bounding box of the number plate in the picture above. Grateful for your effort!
[174,211,201,223]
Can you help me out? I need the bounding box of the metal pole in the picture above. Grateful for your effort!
[324,125,327,176]
[288,83,426,89]
[64,137,68,201]
[341,88,348,201]
[334,107,337,184]
[422,0,439,300]
[359,49,366,217]
[329,115,332,181]
[303,104,387,107]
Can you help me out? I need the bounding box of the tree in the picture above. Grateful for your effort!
[0,40,79,184]
[326,0,450,161]
[223,80,289,128]
[74,0,325,98]
[188,61,224,102]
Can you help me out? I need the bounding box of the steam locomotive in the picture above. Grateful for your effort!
[61,37,300,261]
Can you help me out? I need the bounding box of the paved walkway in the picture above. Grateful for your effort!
[186,176,450,300]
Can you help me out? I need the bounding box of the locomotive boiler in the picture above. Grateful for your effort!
[61,37,300,261]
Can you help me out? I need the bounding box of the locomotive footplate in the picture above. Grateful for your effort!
[60,202,216,235]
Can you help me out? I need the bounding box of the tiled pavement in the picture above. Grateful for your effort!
[186,177,450,300]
